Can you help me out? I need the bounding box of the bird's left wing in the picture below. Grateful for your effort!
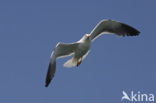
[89,19,140,41]
[45,42,79,87]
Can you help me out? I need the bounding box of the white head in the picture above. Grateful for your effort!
[78,34,91,42]
[84,34,90,40]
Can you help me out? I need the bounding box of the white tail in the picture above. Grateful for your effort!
[63,57,77,68]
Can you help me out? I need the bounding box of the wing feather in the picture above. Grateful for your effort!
[54,42,78,58]
[45,42,79,87]
[89,19,140,41]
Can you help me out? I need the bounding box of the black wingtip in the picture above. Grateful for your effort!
[121,23,140,36]
[45,84,48,87]
[45,79,51,87]
[45,60,56,87]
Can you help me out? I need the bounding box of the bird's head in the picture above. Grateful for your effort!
[85,34,90,40]
[78,34,91,42]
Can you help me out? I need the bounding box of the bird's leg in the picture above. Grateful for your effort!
[77,58,82,67]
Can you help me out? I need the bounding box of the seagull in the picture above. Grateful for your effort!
[45,19,140,87]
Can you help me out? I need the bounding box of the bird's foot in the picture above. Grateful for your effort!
[77,59,82,67]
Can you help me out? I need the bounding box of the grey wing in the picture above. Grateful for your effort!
[54,42,79,58]
[89,19,140,41]
[45,42,79,87]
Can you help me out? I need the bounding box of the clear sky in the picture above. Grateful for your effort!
[0,0,156,103]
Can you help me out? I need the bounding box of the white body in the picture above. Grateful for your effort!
[64,34,91,67]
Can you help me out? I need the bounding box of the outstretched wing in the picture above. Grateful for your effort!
[89,19,140,41]
[54,42,79,58]
[45,42,79,87]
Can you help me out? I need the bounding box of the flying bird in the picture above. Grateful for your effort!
[45,19,140,87]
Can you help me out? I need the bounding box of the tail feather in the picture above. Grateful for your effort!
[63,57,77,68]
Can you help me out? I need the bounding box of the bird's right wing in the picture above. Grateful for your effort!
[45,42,79,87]
[89,19,140,41]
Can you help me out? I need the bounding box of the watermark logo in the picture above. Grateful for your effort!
[121,91,154,102]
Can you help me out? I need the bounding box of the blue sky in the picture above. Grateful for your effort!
[0,0,156,103]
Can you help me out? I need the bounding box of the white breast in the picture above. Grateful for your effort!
[75,39,91,58]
